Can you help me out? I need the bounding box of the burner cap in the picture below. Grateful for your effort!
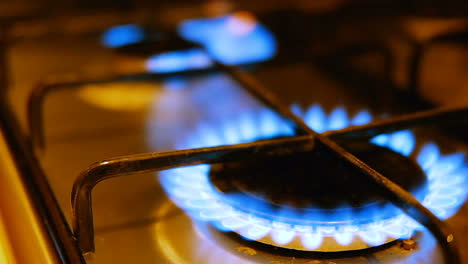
[209,141,428,225]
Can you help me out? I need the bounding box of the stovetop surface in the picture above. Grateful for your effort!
[4,3,468,263]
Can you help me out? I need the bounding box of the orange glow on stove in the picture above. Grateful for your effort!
[0,214,13,264]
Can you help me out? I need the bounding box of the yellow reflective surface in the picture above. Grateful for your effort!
[0,211,14,264]
[78,82,164,111]
[0,129,58,264]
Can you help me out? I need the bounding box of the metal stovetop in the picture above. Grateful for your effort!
[1,2,468,263]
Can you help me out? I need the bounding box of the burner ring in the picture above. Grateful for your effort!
[209,142,428,226]
[159,104,468,252]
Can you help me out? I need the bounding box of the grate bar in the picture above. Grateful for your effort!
[72,135,315,253]
[216,62,461,264]
[326,106,468,141]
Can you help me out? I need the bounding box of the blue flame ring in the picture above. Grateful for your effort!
[160,104,468,250]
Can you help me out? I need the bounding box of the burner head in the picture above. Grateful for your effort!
[209,141,428,224]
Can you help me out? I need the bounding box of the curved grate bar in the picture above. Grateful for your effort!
[71,136,315,253]
[27,69,215,150]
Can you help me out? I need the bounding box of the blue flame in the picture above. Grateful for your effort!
[385,130,416,156]
[101,24,145,48]
[178,14,276,65]
[351,110,372,125]
[160,104,468,249]
[328,107,349,130]
[304,104,327,133]
[104,13,276,73]
[146,49,213,73]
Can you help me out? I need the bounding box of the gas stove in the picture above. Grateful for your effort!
[1,1,468,264]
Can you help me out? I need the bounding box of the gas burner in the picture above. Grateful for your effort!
[159,104,468,252]
[209,141,428,222]
[100,13,277,73]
